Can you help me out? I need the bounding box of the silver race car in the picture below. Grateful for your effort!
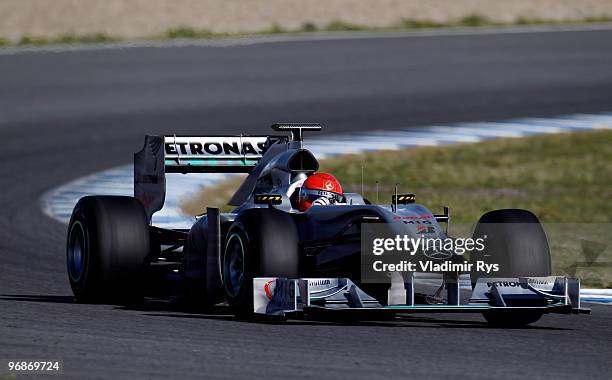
[66,124,590,326]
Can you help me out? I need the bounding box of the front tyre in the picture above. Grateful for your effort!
[67,196,151,302]
[470,209,551,327]
[221,208,299,317]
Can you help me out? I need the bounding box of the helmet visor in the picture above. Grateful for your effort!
[299,188,343,204]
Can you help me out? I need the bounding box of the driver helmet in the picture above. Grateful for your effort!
[297,172,343,211]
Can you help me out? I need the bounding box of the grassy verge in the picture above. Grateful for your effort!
[182,130,612,287]
[15,33,119,46]
[4,14,612,47]
[321,130,612,224]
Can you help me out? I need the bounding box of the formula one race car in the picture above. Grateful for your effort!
[66,124,590,326]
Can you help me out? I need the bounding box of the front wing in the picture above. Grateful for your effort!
[253,276,591,318]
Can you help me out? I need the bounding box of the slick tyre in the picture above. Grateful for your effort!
[470,209,551,327]
[221,208,299,317]
[66,196,151,303]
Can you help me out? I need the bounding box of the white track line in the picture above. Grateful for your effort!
[433,125,526,138]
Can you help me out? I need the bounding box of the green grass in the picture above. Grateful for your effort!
[322,130,612,224]
[401,19,446,29]
[183,130,612,223]
[324,20,366,32]
[3,14,612,48]
[458,14,489,27]
[181,130,612,287]
[400,15,491,29]
[166,27,222,39]
[17,33,118,46]
[55,33,118,44]
[401,14,612,30]
[18,35,51,45]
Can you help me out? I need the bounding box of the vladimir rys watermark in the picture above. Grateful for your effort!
[359,222,502,283]
[360,222,612,284]
[369,235,498,273]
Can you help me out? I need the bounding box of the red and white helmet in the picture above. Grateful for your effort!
[297,173,343,211]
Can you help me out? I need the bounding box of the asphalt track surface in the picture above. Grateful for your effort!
[1,28,612,379]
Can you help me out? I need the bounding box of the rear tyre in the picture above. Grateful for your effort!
[470,209,551,327]
[221,208,299,317]
[66,196,151,302]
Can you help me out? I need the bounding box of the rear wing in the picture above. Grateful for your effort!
[134,135,286,219]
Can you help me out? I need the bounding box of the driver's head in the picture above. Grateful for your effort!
[297,172,343,211]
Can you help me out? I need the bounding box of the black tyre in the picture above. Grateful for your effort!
[470,209,551,327]
[66,196,151,302]
[221,208,299,317]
